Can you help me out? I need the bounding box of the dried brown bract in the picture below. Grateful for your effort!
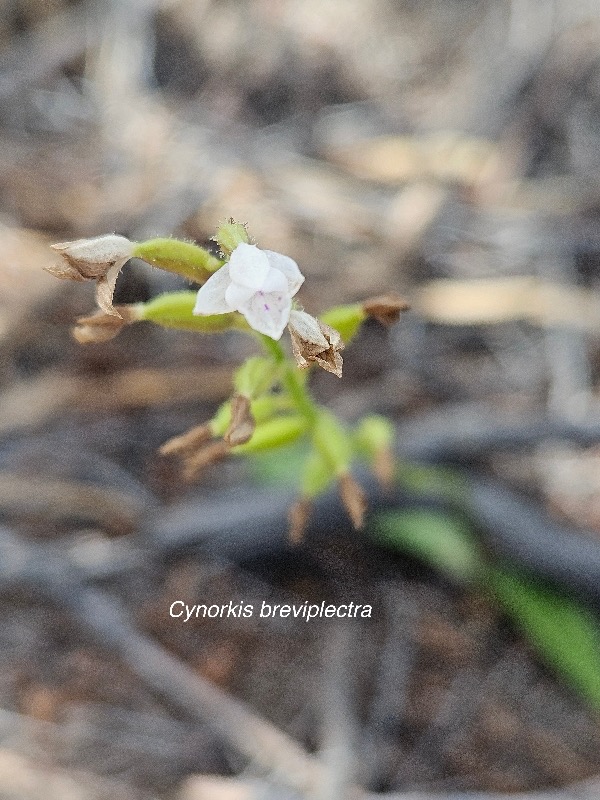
[181,440,230,481]
[224,394,255,446]
[363,293,410,326]
[288,497,312,545]
[338,473,367,529]
[46,235,134,317]
[288,310,344,378]
[159,423,213,457]
[72,305,139,344]
[373,447,395,489]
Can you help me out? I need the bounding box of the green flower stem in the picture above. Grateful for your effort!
[259,335,318,424]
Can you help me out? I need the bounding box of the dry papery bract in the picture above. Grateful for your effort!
[288,310,344,378]
[224,394,255,446]
[363,292,410,325]
[288,496,312,545]
[158,423,213,457]
[46,235,134,317]
[338,473,367,529]
[72,306,139,344]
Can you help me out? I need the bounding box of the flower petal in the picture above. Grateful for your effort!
[225,281,256,310]
[228,243,270,289]
[239,290,292,339]
[193,265,233,315]
[264,250,304,296]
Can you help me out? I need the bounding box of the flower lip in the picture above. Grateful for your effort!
[193,243,305,340]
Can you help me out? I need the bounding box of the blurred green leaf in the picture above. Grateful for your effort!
[374,509,483,582]
[247,441,308,488]
[396,462,467,503]
[490,568,600,710]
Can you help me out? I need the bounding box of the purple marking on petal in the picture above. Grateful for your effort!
[264,303,270,310]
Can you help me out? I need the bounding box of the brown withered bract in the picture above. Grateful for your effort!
[288,497,312,545]
[46,235,134,317]
[72,305,139,344]
[363,293,410,326]
[288,310,344,378]
[181,440,230,481]
[159,423,213,457]
[224,394,255,446]
[373,446,395,489]
[338,473,367,529]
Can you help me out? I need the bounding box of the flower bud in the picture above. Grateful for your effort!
[231,415,307,454]
[139,292,242,333]
[132,238,222,284]
[213,220,250,256]
[313,411,352,475]
[233,357,279,399]
[301,448,333,498]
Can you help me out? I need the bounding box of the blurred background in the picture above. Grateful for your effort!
[4,0,600,798]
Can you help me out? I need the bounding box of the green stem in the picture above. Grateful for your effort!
[259,335,318,424]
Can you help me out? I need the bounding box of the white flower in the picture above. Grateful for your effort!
[193,242,304,339]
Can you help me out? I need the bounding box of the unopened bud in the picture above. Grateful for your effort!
[288,310,344,378]
[338,473,367,529]
[139,292,241,333]
[301,448,333,498]
[363,293,410,326]
[224,394,255,446]
[232,415,307,454]
[132,238,222,283]
[213,219,250,257]
[313,411,352,475]
[233,356,279,399]
[72,305,139,344]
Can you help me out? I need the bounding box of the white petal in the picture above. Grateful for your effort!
[228,243,270,289]
[264,250,304,296]
[193,265,233,315]
[239,290,292,339]
[225,281,255,310]
[288,310,329,347]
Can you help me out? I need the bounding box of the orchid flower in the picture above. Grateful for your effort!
[193,242,304,339]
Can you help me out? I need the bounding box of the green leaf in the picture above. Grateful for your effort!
[396,462,468,503]
[374,509,483,583]
[490,567,600,710]
[248,441,308,488]
[319,303,365,344]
